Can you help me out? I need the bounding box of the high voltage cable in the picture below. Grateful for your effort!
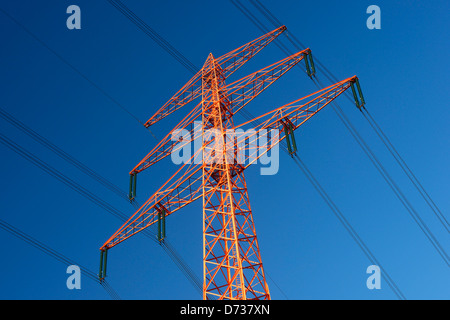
[237,102,406,299]
[0,131,203,296]
[0,3,204,297]
[361,109,450,233]
[1,101,202,288]
[229,0,409,299]
[316,90,450,268]
[0,132,130,222]
[289,153,406,300]
[0,132,203,295]
[106,0,199,74]
[230,0,309,79]
[279,4,448,235]
[0,7,155,139]
[237,0,449,267]
[270,138,404,299]
[122,221,204,296]
[247,0,357,105]
[106,0,284,130]
[0,217,120,300]
[0,106,130,203]
[0,5,203,294]
[137,218,203,296]
[161,241,203,296]
[249,0,449,234]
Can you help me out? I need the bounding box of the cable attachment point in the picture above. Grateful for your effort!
[99,248,108,282]
[280,118,298,157]
[157,204,167,242]
[350,77,366,110]
[129,173,137,201]
[304,49,316,78]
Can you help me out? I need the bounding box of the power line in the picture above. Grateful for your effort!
[106,0,294,138]
[0,6,155,138]
[227,0,414,299]
[361,109,449,233]
[238,0,449,267]
[0,104,202,292]
[291,153,406,300]
[161,240,203,296]
[0,5,204,297]
[0,131,203,296]
[215,10,408,293]
[0,217,120,300]
[249,0,449,234]
[317,78,450,268]
[106,0,199,74]
[230,0,309,79]
[0,106,130,203]
[0,132,131,221]
[273,134,406,299]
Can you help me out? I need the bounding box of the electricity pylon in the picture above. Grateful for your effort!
[99,26,365,300]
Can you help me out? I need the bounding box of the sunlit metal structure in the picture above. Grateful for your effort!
[99,26,364,300]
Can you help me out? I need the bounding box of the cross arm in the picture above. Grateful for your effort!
[144,26,287,127]
[231,76,361,167]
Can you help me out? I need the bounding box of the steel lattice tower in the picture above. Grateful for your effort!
[99,26,365,300]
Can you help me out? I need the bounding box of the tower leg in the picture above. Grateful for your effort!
[201,53,270,300]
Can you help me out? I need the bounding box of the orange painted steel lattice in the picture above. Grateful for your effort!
[100,25,362,300]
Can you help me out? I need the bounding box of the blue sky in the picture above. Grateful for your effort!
[0,0,448,299]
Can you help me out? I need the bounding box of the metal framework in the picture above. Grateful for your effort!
[99,26,364,300]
